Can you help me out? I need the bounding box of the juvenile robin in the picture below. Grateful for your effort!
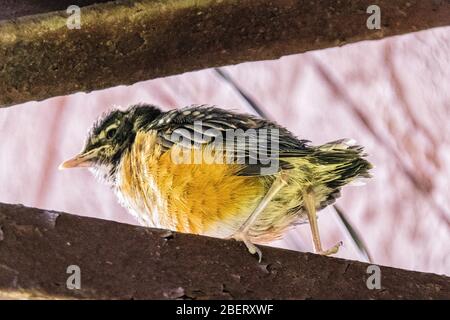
[60,104,372,261]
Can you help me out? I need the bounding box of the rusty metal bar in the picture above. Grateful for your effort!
[0,202,448,299]
[0,0,449,107]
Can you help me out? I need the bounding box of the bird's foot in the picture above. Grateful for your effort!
[318,241,343,256]
[228,231,262,263]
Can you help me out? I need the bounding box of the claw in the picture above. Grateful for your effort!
[230,232,263,263]
[318,241,343,256]
[245,240,263,263]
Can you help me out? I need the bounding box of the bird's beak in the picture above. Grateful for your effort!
[58,149,98,170]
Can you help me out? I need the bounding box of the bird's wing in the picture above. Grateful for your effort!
[145,105,311,176]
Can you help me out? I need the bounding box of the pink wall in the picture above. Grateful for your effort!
[1,27,449,276]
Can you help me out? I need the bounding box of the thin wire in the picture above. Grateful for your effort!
[333,205,373,263]
[214,68,269,119]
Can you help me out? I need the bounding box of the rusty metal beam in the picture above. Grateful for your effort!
[0,202,448,299]
[0,0,449,108]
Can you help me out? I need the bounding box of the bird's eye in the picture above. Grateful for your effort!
[106,128,117,139]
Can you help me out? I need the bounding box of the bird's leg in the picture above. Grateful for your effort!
[229,171,290,262]
[303,188,342,255]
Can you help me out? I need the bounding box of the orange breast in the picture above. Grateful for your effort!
[116,131,266,237]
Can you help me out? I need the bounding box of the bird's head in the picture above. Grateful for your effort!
[59,104,162,182]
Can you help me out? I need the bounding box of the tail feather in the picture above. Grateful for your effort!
[316,139,372,190]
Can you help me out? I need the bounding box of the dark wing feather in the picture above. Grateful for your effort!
[144,105,310,176]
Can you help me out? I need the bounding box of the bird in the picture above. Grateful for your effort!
[60,104,372,262]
